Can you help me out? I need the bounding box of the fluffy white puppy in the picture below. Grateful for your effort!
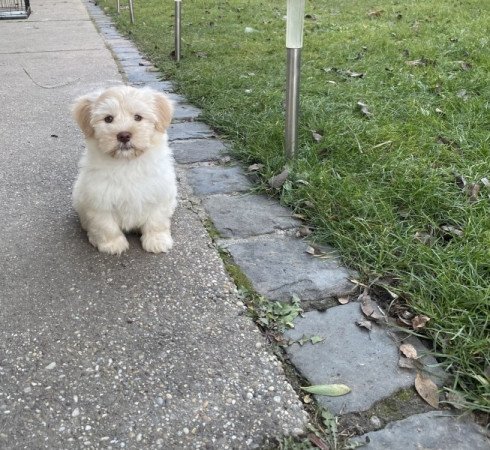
[72,86,177,255]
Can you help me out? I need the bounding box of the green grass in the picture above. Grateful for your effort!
[99,0,490,411]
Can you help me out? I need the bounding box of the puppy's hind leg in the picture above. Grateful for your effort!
[82,210,129,255]
[141,208,174,254]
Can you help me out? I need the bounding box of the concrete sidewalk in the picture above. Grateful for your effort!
[0,1,307,448]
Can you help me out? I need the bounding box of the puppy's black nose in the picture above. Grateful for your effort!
[117,131,132,143]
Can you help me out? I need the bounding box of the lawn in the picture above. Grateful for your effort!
[98,0,490,412]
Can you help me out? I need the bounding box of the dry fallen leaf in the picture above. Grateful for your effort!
[308,433,330,450]
[356,319,373,331]
[338,296,350,305]
[412,315,430,330]
[415,372,439,408]
[359,290,385,321]
[296,226,313,238]
[466,183,481,202]
[302,384,351,396]
[367,9,384,17]
[311,131,323,142]
[303,394,313,404]
[400,343,418,359]
[441,225,464,237]
[247,163,264,172]
[398,356,416,369]
[268,168,289,189]
[357,101,372,118]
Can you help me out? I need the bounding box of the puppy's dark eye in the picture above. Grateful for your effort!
[134,114,143,122]
[104,115,114,123]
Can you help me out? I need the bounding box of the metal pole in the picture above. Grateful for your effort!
[285,0,305,159]
[128,0,135,24]
[285,48,301,159]
[117,0,120,14]
[174,0,182,62]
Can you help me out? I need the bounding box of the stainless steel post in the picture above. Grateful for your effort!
[175,0,181,62]
[285,47,301,159]
[128,0,135,24]
[117,0,120,14]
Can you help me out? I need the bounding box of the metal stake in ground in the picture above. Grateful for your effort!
[128,0,135,24]
[175,0,182,62]
[117,0,120,14]
[285,0,305,159]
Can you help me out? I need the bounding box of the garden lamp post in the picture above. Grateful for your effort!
[285,0,305,159]
[128,0,135,24]
[175,0,182,62]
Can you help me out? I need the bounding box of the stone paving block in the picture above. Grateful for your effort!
[173,104,201,121]
[172,139,225,164]
[350,411,489,449]
[203,194,301,238]
[168,122,214,141]
[187,166,252,196]
[224,236,355,302]
[284,304,444,414]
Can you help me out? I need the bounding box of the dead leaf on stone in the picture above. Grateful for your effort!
[310,335,325,344]
[305,245,330,258]
[359,289,385,321]
[398,356,417,370]
[338,296,350,305]
[412,315,430,330]
[356,319,373,331]
[400,343,418,359]
[357,101,372,118]
[296,226,313,238]
[303,394,313,404]
[415,372,439,408]
[247,163,264,172]
[268,168,289,189]
[311,131,323,142]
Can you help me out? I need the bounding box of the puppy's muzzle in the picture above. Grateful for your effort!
[117,131,132,144]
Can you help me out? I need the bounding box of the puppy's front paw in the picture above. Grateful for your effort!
[141,232,173,254]
[95,235,130,255]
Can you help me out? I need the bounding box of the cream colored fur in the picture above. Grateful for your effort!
[72,86,177,255]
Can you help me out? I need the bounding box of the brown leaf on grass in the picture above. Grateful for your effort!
[441,225,464,238]
[398,356,416,369]
[415,372,439,408]
[414,231,432,245]
[268,168,289,189]
[405,59,426,66]
[311,131,323,142]
[357,101,372,118]
[359,289,385,321]
[437,135,461,150]
[466,183,481,203]
[367,9,384,17]
[400,343,418,359]
[458,61,472,71]
[338,296,350,305]
[345,69,364,78]
[412,315,430,330]
[356,319,373,331]
[308,433,330,450]
[247,163,264,172]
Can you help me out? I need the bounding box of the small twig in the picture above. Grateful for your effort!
[22,67,80,89]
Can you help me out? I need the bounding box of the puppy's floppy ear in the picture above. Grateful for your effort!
[72,93,97,137]
[153,92,174,132]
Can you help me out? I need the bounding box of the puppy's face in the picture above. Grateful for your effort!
[72,86,173,159]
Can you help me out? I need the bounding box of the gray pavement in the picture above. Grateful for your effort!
[1,1,489,449]
[0,1,307,448]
